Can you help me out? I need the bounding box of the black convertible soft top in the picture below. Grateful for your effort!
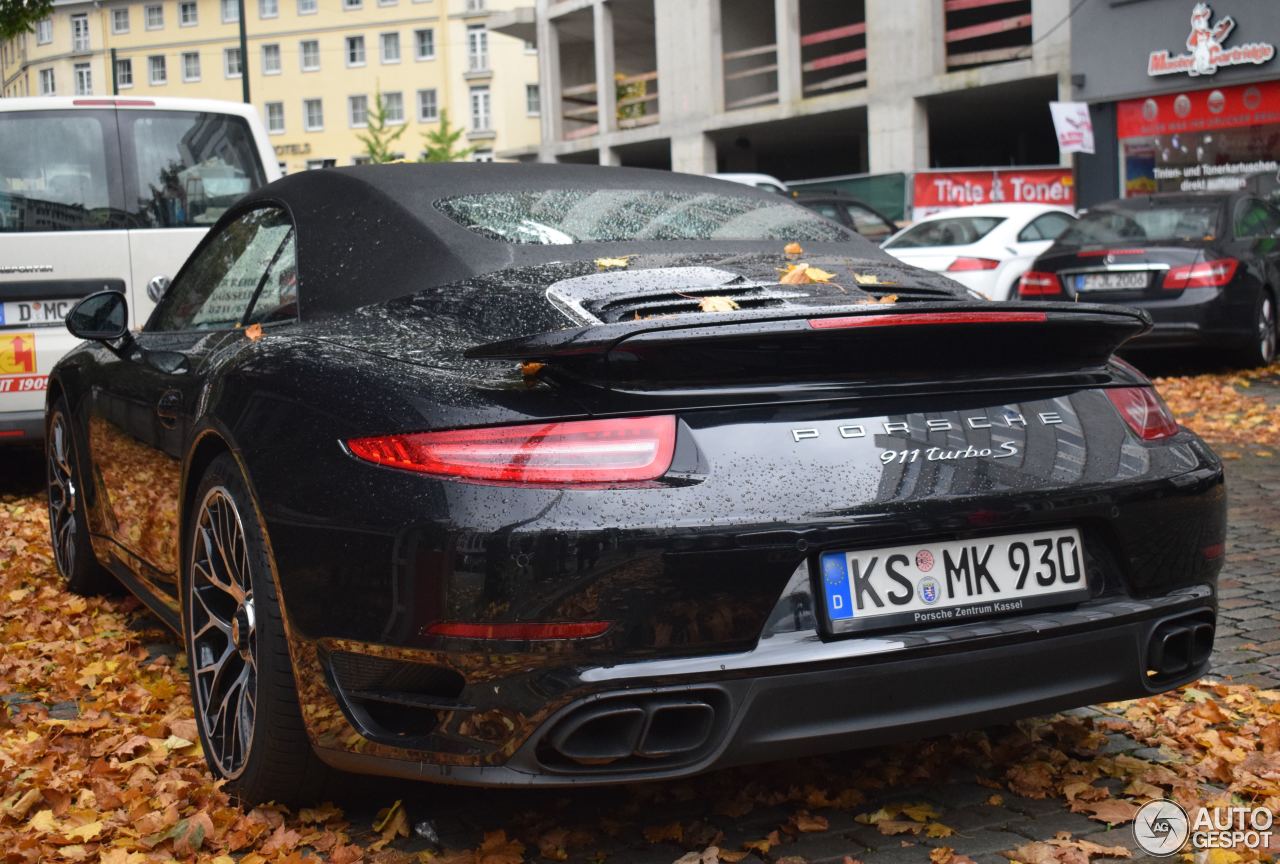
[224,164,879,320]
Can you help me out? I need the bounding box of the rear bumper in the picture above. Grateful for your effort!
[0,409,44,445]
[1102,287,1252,350]
[313,587,1215,787]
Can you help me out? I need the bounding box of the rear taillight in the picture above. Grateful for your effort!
[808,311,1046,329]
[1105,387,1179,441]
[346,415,676,484]
[1018,271,1061,297]
[1162,258,1238,290]
[947,257,1000,272]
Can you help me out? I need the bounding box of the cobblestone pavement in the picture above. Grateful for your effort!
[2,374,1277,864]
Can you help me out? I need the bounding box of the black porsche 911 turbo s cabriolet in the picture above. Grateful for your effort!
[46,164,1224,804]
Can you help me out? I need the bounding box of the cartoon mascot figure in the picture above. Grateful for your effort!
[1187,2,1234,76]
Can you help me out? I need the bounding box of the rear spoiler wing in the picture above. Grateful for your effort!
[465,302,1152,389]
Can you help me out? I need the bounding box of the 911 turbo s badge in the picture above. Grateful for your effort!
[789,412,1064,443]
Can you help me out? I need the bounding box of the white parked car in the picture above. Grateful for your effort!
[0,97,279,444]
[881,204,1076,301]
[709,172,790,195]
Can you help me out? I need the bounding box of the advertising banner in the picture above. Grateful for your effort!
[1050,102,1096,155]
[911,169,1075,220]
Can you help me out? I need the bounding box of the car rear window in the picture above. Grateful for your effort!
[120,110,267,228]
[0,109,123,232]
[883,216,1004,248]
[1057,204,1221,245]
[436,189,852,244]
[0,108,266,233]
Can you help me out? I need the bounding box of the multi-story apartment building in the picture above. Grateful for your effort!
[495,0,1071,211]
[1,0,541,172]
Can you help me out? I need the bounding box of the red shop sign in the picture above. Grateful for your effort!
[911,169,1074,218]
[1117,79,1280,138]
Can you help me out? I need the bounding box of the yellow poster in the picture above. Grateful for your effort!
[0,332,36,375]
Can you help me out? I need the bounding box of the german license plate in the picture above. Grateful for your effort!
[818,528,1088,635]
[1,298,76,327]
[1074,272,1149,291]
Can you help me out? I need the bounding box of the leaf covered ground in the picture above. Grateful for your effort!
[1,362,1278,864]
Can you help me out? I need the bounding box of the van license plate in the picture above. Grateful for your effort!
[1,299,76,327]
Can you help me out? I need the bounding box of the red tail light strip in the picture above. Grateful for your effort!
[946,257,1000,272]
[347,415,676,484]
[72,98,156,106]
[424,621,611,640]
[809,311,1047,330]
[1018,271,1062,296]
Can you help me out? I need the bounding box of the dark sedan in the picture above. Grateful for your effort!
[46,165,1224,805]
[793,193,899,242]
[1018,192,1280,366]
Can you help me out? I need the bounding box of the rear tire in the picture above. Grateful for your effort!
[45,401,116,595]
[182,453,331,806]
[1234,290,1278,368]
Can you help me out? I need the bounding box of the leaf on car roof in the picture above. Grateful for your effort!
[784,242,804,256]
[698,296,740,313]
[595,256,634,270]
[244,323,263,342]
[852,272,898,287]
[779,263,836,284]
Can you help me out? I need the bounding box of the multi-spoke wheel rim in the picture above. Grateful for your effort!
[46,411,77,578]
[1260,297,1276,365]
[188,486,258,779]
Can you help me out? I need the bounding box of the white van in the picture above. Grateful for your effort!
[0,97,279,443]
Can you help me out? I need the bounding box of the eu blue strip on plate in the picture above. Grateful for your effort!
[820,552,854,621]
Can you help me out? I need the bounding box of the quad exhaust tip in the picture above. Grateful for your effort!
[545,693,722,768]
[1146,615,1214,680]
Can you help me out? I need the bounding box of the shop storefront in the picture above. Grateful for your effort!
[1070,0,1279,208]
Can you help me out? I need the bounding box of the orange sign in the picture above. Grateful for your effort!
[0,332,35,375]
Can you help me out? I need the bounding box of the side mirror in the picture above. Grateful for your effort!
[66,290,128,342]
[147,275,170,303]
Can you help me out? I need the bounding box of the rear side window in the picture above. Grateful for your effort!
[845,204,895,241]
[119,110,267,228]
[0,109,126,232]
[884,216,1004,249]
[1058,205,1221,245]
[1018,212,1074,242]
[147,207,292,331]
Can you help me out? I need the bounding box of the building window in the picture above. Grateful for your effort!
[414,28,435,60]
[304,98,324,131]
[182,51,200,81]
[112,8,130,33]
[38,68,54,95]
[180,1,198,25]
[526,83,540,116]
[298,0,317,12]
[343,0,362,8]
[417,88,437,122]
[149,55,167,85]
[35,18,52,44]
[346,35,365,66]
[116,58,133,88]
[383,91,404,124]
[465,0,485,11]
[262,43,281,74]
[260,0,279,17]
[523,40,536,54]
[473,149,494,162]
[348,94,368,128]
[71,13,90,51]
[379,0,398,5]
[306,159,336,170]
[380,32,400,64]
[224,47,242,78]
[466,25,488,72]
[300,40,320,70]
[469,85,491,131]
[143,5,162,30]
[222,0,240,23]
[265,101,285,134]
[73,62,92,95]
